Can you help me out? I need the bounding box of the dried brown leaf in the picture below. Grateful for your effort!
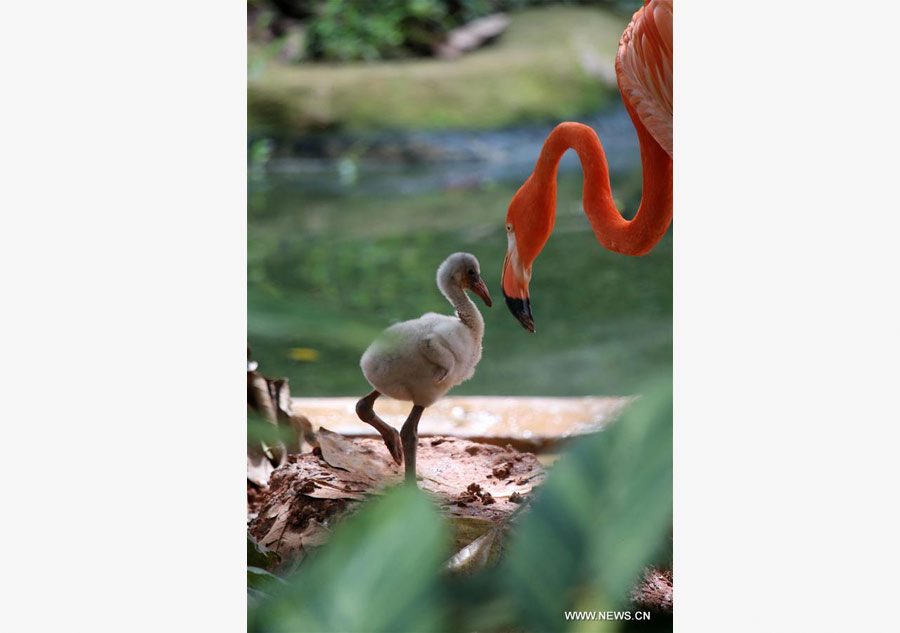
[248,372,278,424]
[446,527,502,573]
[248,452,278,488]
[248,435,545,565]
[317,427,400,483]
[248,357,309,486]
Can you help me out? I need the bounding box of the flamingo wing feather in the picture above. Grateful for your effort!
[615,0,673,158]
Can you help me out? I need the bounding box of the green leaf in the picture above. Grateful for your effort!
[249,484,449,633]
[247,413,295,448]
[500,372,673,631]
[248,532,279,569]
[248,566,286,593]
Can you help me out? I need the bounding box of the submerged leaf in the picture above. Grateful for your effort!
[289,347,320,362]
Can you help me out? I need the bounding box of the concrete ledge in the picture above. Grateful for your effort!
[292,395,632,450]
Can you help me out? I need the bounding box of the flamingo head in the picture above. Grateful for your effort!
[501,180,555,333]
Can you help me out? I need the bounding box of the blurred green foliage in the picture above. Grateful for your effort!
[502,373,672,630]
[305,0,448,61]
[248,412,296,448]
[252,0,642,63]
[250,484,449,631]
[248,372,672,632]
[249,5,630,132]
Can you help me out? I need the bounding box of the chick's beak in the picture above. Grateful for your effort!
[501,252,535,333]
[471,276,492,307]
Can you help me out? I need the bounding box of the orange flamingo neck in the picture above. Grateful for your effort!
[516,109,672,258]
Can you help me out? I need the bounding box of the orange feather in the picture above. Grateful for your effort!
[501,0,673,329]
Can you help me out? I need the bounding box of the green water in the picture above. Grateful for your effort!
[248,158,671,398]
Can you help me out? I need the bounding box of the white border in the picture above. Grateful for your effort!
[675,2,900,631]
[3,1,900,631]
[2,2,247,631]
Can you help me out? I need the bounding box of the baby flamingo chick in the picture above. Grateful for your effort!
[356,252,492,483]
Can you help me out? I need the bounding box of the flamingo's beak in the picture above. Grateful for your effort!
[470,275,493,307]
[501,252,535,333]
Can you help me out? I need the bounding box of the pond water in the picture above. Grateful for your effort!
[248,104,672,397]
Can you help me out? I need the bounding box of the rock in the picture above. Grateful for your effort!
[434,13,511,59]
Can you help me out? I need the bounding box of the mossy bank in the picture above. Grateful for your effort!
[249,6,631,134]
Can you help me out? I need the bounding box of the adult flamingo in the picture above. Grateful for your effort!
[501,0,672,332]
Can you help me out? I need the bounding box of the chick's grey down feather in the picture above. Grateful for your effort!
[360,253,486,407]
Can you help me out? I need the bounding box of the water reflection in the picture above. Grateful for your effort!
[248,104,671,397]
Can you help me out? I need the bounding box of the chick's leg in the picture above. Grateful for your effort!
[401,405,425,484]
[355,390,402,464]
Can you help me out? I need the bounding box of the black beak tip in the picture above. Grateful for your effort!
[504,293,536,333]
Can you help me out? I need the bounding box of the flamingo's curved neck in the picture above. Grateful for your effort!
[528,108,672,256]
